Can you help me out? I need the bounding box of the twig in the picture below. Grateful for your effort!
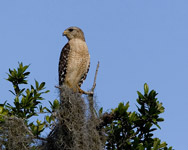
[55,85,61,89]
[91,61,100,93]
[86,61,100,119]
[84,61,100,96]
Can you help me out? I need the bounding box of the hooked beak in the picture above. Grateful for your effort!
[63,30,68,36]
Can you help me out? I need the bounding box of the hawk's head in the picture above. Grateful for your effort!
[63,27,85,41]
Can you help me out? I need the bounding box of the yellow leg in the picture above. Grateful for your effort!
[65,81,90,95]
[77,85,87,94]
[66,81,83,93]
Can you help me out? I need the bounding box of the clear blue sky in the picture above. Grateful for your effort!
[0,0,187,149]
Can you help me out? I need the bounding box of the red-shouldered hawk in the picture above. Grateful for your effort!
[59,27,90,94]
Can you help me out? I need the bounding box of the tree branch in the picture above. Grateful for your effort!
[83,61,100,96]
[91,61,100,93]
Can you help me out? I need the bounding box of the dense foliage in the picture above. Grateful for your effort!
[0,63,59,149]
[0,63,173,150]
[104,84,172,150]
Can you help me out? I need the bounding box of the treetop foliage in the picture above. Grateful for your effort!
[0,63,173,150]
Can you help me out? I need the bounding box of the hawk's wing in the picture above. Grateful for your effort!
[59,43,70,86]
[78,62,90,87]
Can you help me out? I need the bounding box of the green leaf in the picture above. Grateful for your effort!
[124,102,129,111]
[157,118,164,122]
[53,99,60,109]
[46,116,50,123]
[38,123,45,132]
[137,91,144,99]
[35,80,39,89]
[118,102,124,110]
[99,107,103,117]
[157,102,165,113]
[49,101,53,106]
[38,82,45,90]
[44,107,51,113]
[158,142,167,148]
[144,83,149,95]
[149,90,157,99]
[36,119,41,125]
[22,64,29,72]
[44,90,50,93]
[9,90,15,95]
[152,138,160,150]
[117,102,124,115]
[23,72,30,76]
[39,105,44,113]
[0,106,4,113]
[129,111,137,121]
[154,123,161,129]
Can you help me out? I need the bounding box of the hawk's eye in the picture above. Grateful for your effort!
[69,29,73,32]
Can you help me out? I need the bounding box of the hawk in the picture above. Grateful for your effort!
[59,27,90,94]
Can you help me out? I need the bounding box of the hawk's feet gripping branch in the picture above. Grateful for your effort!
[77,85,94,96]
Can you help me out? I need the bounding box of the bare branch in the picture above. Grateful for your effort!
[91,61,100,92]
[55,85,61,89]
[83,61,100,96]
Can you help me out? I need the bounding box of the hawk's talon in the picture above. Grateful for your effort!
[77,85,93,96]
